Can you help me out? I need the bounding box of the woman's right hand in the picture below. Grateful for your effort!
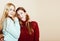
[0,34,4,41]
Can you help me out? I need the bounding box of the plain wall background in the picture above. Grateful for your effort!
[0,0,60,41]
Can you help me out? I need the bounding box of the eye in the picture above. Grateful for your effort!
[13,10,15,11]
[10,9,12,11]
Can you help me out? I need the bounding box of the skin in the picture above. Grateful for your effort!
[17,10,27,22]
[8,5,15,19]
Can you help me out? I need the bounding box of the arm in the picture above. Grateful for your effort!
[33,21,39,41]
[3,18,20,39]
[14,17,20,32]
[14,17,20,38]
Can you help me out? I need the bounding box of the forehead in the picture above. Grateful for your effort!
[6,5,15,10]
[17,10,25,15]
[17,10,24,12]
[9,6,15,9]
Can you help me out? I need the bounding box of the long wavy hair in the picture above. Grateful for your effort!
[0,3,15,31]
[16,7,34,34]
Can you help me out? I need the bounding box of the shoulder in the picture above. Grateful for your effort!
[3,17,11,23]
[14,17,18,21]
[6,17,12,21]
[29,21,39,29]
[6,17,13,23]
[6,17,10,19]
[30,21,38,26]
[14,17,18,20]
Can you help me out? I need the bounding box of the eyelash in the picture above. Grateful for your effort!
[10,9,15,11]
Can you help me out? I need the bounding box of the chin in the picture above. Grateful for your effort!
[21,19,26,22]
[8,15,13,17]
[22,20,26,22]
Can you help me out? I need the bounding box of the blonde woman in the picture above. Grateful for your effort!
[0,3,20,41]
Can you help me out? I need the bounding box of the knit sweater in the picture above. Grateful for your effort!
[18,21,39,41]
[3,17,20,41]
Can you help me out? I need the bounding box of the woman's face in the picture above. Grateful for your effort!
[17,10,26,22]
[8,5,15,18]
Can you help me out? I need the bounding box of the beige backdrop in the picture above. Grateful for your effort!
[0,0,60,41]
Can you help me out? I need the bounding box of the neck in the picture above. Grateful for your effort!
[19,20,29,25]
[8,16,15,21]
[12,16,15,20]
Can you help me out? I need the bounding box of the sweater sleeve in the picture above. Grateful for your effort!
[14,17,20,38]
[32,21,39,41]
[14,17,20,32]
[3,18,20,39]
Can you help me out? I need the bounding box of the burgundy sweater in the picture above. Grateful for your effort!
[18,21,39,41]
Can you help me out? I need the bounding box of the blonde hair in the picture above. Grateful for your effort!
[0,3,15,31]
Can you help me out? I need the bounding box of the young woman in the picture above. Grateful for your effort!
[0,3,20,41]
[16,7,39,41]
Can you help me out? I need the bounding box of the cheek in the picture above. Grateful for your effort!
[20,14,23,17]
[8,11,11,15]
[20,14,26,20]
[8,11,11,14]
[21,13,26,17]
[18,15,21,19]
[21,15,26,21]
[18,15,21,18]
[13,12,16,15]
[8,11,12,15]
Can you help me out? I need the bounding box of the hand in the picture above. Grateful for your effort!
[0,36,4,41]
[0,38,4,41]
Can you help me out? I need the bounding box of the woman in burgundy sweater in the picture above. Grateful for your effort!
[16,7,39,41]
